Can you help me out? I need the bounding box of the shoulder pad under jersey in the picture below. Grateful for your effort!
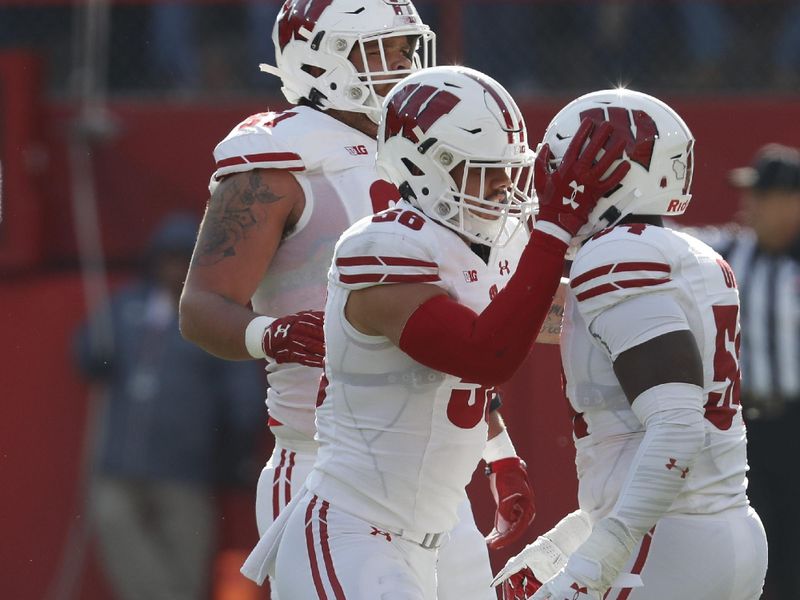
[330,205,442,291]
[569,223,677,321]
[212,106,376,182]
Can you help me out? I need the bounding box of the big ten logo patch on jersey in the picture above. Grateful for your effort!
[463,269,478,283]
[346,145,369,156]
[369,180,402,213]
[579,106,657,170]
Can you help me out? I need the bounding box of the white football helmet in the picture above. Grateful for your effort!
[377,66,535,247]
[261,0,435,123]
[540,88,695,239]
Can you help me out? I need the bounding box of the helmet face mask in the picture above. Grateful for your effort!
[540,88,695,241]
[377,66,535,247]
[263,0,436,122]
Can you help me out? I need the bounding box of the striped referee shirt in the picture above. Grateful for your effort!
[695,226,800,403]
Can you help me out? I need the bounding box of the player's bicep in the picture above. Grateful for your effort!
[186,168,303,303]
[345,283,447,344]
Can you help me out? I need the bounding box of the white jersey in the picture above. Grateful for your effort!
[561,223,749,522]
[212,106,400,439]
[305,202,527,534]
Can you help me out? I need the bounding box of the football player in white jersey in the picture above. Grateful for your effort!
[179,2,537,598]
[493,89,769,600]
[241,66,630,600]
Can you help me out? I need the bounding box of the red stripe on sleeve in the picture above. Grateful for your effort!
[571,264,614,288]
[575,283,617,302]
[336,256,438,268]
[382,274,440,283]
[571,261,669,289]
[339,273,440,284]
[216,151,303,169]
[338,273,384,284]
[616,277,672,289]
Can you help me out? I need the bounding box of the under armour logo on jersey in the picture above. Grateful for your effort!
[570,582,589,599]
[499,260,511,276]
[463,269,478,283]
[562,180,583,209]
[666,457,690,479]
[370,527,392,542]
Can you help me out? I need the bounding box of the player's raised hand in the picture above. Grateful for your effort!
[262,310,325,367]
[534,118,630,241]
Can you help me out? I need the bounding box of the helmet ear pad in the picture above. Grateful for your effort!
[540,88,695,239]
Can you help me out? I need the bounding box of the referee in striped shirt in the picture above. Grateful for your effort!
[701,143,800,598]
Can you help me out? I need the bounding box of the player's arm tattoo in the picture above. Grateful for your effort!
[193,171,284,266]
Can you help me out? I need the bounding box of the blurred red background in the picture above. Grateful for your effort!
[2,44,800,599]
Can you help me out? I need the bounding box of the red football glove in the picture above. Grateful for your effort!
[501,567,543,600]
[486,457,536,550]
[262,310,325,368]
[534,118,631,238]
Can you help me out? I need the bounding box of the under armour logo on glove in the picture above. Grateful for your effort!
[562,181,584,209]
[534,118,630,238]
[262,310,325,368]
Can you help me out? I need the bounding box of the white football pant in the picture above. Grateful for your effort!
[256,438,495,600]
[607,506,767,600]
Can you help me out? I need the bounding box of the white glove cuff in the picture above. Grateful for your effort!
[483,428,517,463]
[245,315,276,359]
[533,220,573,245]
[570,517,637,590]
[544,509,592,557]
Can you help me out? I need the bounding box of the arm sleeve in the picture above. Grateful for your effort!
[610,382,706,537]
[398,230,567,385]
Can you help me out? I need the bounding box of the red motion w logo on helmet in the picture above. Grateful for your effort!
[580,107,658,170]
[384,83,461,144]
[277,0,334,51]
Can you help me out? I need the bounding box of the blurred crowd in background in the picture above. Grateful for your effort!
[2,0,800,97]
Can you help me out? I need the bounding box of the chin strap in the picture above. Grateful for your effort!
[259,63,282,78]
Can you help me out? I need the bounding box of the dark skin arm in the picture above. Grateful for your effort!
[612,329,704,403]
[179,168,305,359]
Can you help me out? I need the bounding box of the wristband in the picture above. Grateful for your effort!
[483,428,517,464]
[533,220,572,245]
[245,315,276,359]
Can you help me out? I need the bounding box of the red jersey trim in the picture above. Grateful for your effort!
[216,151,305,171]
